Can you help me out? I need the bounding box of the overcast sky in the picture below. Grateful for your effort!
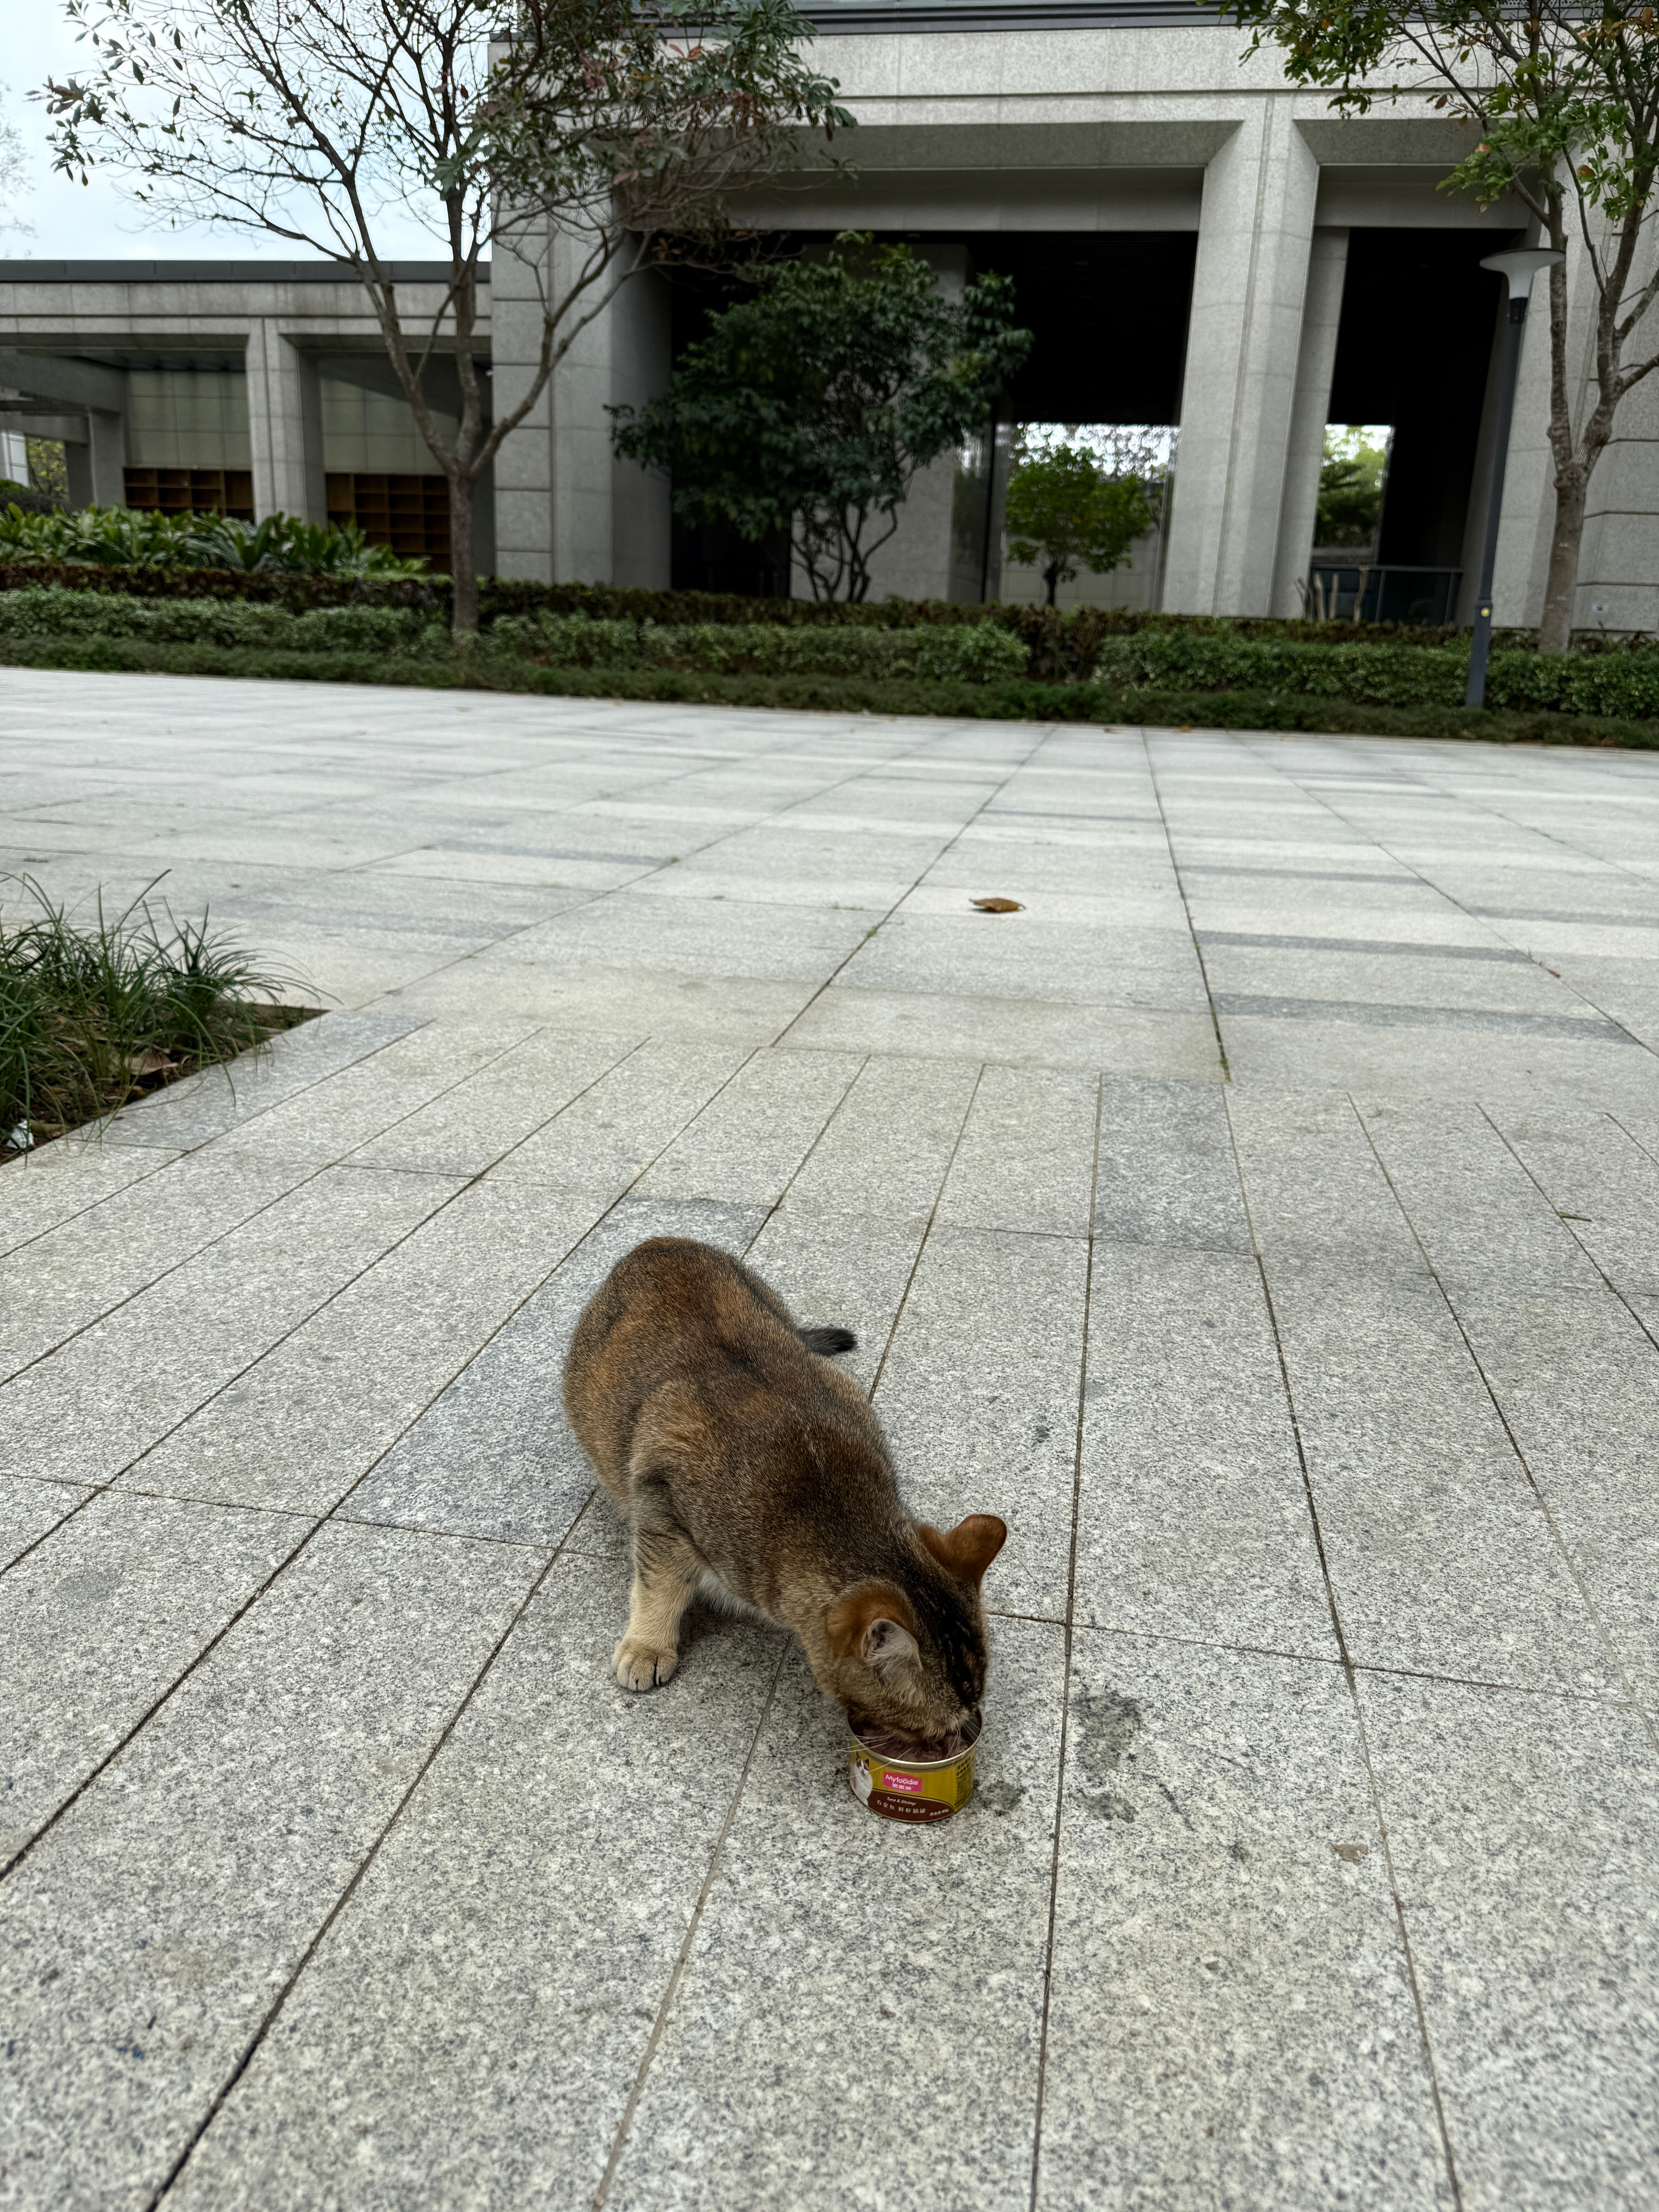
[2,12,438,261]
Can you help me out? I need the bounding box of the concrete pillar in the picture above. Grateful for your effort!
[84,408,126,505]
[609,265,672,589]
[1162,106,1321,616]
[246,322,319,521]
[1487,227,1602,627]
[1572,225,1659,634]
[491,232,556,581]
[1271,227,1348,616]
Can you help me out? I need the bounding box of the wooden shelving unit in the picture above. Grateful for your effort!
[325,473,451,569]
[123,468,254,521]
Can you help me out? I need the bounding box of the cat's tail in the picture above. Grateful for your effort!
[799,1324,857,1357]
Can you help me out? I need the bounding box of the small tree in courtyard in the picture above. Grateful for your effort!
[1004,430,1163,606]
[1316,425,1390,548]
[612,233,1032,601]
[1231,0,1659,653]
[42,0,852,635]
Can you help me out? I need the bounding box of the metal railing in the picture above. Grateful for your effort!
[1304,564,1463,627]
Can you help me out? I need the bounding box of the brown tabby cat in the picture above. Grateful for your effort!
[563,1236,1006,1745]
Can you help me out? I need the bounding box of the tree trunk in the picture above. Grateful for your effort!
[1537,465,1588,655]
[1044,562,1059,608]
[448,467,478,639]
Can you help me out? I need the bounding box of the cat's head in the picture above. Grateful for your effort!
[823,1513,1007,1743]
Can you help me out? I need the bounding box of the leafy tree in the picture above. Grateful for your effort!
[1003,434,1162,606]
[41,0,851,634]
[1233,0,1659,652]
[1315,425,1389,548]
[0,84,32,240]
[612,234,1032,601]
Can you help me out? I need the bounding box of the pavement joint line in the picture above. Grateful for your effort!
[1221,1081,1467,2212]
[1350,1099,1659,1751]
[589,1638,792,2210]
[1027,1064,1105,2212]
[0,1150,350,1391]
[1244,732,1659,1061]
[1480,1099,1659,1348]
[768,715,1051,1053]
[1144,731,1231,1082]
[143,1514,593,2212]
[0,1142,185,1264]
[867,1063,988,1408]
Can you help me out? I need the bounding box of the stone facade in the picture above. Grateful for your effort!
[1,15,1655,625]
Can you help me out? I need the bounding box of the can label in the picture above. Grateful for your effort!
[850,1738,975,1823]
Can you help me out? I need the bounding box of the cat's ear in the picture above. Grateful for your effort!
[918,1514,1007,1589]
[825,1583,919,1670]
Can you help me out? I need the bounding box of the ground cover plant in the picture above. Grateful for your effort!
[0,503,425,575]
[0,875,312,1155]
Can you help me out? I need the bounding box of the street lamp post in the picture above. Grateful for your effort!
[1465,247,1566,709]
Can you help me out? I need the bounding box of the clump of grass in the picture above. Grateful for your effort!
[1,876,313,1154]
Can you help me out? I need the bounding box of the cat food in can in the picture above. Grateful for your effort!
[848,1717,981,1824]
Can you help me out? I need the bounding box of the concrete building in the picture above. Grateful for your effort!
[2,6,1654,628]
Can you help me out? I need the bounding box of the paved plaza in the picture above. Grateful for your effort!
[2,669,1658,2210]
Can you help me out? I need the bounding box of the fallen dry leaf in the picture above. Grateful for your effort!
[124,1048,177,1077]
[970,896,1024,913]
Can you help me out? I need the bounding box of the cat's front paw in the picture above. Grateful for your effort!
[613,1636,678,1692]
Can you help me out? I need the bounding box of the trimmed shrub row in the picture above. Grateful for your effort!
[12,558,1654,660]
[3,629,1654,748]
[5,587,1655,720]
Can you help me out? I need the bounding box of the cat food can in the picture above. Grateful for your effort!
[848,1718,981,1824]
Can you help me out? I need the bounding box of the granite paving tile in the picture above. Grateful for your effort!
[0,1153,320,1381]
[380,956,814,1039]
[0,1166,459,1488]
[1266,1260,1615,1692]
[1224,1010,1659,1115]
[779,1050,979,1230]
[1226,1089,1426,1278]
[0,1519,539,2212]
[345,1196,768,1547]
[1096,1074,1252,1252]
[345,1027,644,1176]
[1447,1281,1659,1704]
[0,1140,183,1259]
[1037,1633,1452,2212]
[486,1039,753,1196]
[837,912,1210,1011]
[1356,1098,1605,1289]
[935,1063,1099,1237]
[1491,1108,1659,1293]
[98,1012,427,1151]
[0,1490,307,1865]
[163,1555,781,2212]
[0,1475,91,1571]
[873,1224,1088,1619]
[1078,1243,1335,1657]
[1358,1673,1659,2212]
[607,1618,1062,2212]
[119,1180,610,1515]
[196,1018,538,1163]
[742,1204,928,1398]
[784,984,1223,1077]
[634,1048,865,1207]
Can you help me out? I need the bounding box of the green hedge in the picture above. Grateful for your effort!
[4,629,1655,747]
[1089,629,1659,721]
[5,586,1656,718]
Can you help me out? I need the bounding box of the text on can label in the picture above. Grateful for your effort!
[881,1771,924,1793]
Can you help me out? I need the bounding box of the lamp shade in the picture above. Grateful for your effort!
[1480,247,1567,301]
